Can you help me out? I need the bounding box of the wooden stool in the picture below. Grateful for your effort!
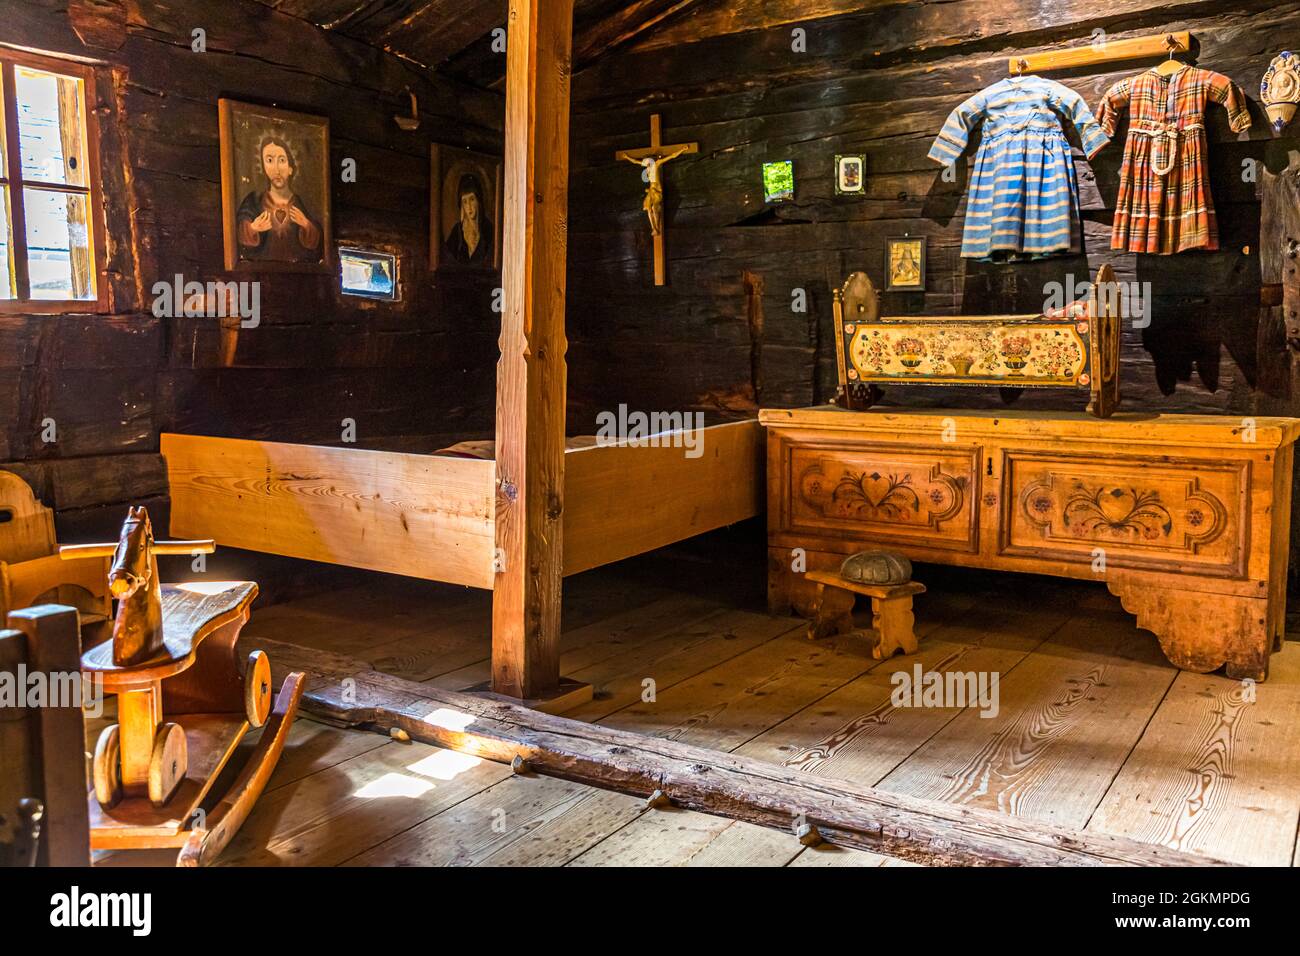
[803,569,925,660]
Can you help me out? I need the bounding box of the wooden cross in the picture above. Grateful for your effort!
[615,114,698,286]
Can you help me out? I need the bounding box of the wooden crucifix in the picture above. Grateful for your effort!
[615,114,698,286]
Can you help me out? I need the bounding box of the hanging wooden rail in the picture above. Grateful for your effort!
[1010,31,1192,75]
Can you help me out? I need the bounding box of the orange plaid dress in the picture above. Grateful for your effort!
[1096,66,1251,254]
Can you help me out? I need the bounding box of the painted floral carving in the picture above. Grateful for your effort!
[1015,468,1233,566]
[848,321,1086,384]
[798,459,965,529]
[833,471,922,519]
[893,336,927,371]
[1063,486,1173,540]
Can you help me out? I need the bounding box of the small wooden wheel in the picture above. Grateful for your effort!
[148,722,188,807]
[245,650,272,728]
[92,724,122,808]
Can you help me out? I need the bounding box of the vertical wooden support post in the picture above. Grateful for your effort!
[492,0,576,700]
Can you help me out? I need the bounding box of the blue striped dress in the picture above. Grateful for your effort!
[928,76,1109,259]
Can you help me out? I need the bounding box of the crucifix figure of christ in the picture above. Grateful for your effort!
[615,113,698,286]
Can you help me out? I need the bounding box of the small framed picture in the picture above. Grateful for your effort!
[885,236,926,291]
[834,154,865,195]
[431,144,502,271]
[762,160,794,203]
[339,247,398,300]
[218,98,332,273]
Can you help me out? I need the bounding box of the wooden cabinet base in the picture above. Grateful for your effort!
[761,407,1300,681]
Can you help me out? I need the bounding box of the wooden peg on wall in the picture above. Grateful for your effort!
[1008,30,1193,75]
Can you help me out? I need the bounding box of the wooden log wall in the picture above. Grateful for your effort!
[564,0,1300,425]
[1,0,503,546]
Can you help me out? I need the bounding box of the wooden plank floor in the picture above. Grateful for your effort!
[93,555,1300,867]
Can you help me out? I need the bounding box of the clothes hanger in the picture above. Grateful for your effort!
[1153,35,1186,76]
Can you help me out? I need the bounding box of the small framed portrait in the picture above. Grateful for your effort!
[431,144,502,271]
[340,247,398,301]
[219,99,332,273]
[886,236,926,292]
[834,154,866,195]
[761,160,794,203]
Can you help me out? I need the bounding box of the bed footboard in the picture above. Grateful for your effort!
[562,420,763,575]
[161,434,497,588]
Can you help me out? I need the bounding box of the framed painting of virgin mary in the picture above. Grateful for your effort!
[430,144,502,271]
[218,98,332,273]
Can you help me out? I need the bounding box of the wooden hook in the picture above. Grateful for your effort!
[644,789,672,810]
[511,754,531,775]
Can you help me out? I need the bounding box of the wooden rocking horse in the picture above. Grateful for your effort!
[60,506,305,866]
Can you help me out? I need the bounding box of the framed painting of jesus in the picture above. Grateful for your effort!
[219,99,332,273]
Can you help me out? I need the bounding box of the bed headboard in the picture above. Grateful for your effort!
[831,265,1120,418]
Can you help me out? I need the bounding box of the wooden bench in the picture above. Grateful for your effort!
[804,569,926,660]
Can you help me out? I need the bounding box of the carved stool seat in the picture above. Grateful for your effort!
[804,569,925,660]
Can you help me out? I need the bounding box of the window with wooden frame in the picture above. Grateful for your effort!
[0,48,106,312]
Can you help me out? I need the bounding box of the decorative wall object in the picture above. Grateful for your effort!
[613,113,698,286]
[340,247,398,300]
[762,160,794,203]
[834,154,865,195]
[1261,51,1299,134]
[884,236,925,291]
[219,99,331,273]
[430,144,502,271]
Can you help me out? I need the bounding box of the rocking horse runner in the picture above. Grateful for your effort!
[59,506,304,866]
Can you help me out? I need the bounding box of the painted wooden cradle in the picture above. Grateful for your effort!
[833,265,1121,418]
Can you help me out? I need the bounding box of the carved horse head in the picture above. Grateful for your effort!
[109,506,153,601]
[109,506,165,667]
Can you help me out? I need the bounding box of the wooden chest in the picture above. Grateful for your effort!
[760,406,1300,680]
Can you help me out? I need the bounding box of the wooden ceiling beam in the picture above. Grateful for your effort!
[572,0,703,66]
[625,0,901,54]
[376,1,505,70]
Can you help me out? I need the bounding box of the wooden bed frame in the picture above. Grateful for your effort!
[161,2,761,706]
[162,422,762,590]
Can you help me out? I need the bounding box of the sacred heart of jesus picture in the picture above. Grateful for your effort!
[219,99,332,273]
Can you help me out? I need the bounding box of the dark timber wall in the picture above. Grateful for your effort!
[1,0,502,548]
[565,0,1300,427]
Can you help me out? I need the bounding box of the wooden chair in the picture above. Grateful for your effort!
[1,605,92,867]
[63,506,304,866]
[0,470,112,646]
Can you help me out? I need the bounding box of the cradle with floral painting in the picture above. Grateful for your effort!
[832,265,1120,418]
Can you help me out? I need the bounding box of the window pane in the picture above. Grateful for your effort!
[0,187,12,299]
[16,66,88,188]
[24,188,93,300]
